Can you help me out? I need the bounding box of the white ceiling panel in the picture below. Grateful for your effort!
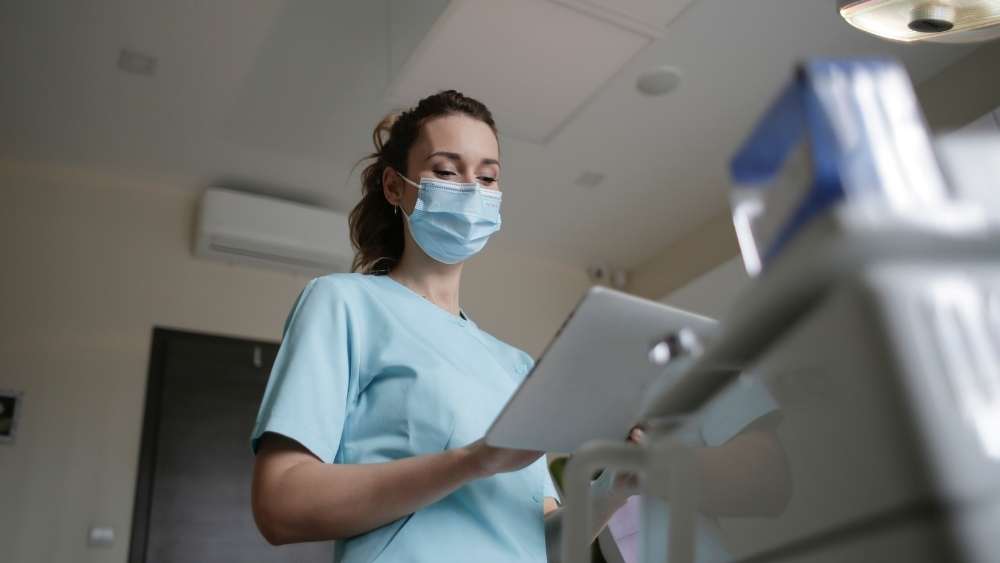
[558,0,697,30]
[386,0,655,143]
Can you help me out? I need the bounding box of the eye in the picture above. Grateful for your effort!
[478,176,497,186]
[433,169,457,178]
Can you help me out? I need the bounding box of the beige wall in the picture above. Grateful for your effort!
[626,212,740,300]
[0,158,589,563]
[917,39,1000,133]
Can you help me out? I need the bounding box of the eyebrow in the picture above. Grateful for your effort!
[426,151,501,168]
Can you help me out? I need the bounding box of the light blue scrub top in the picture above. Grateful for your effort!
[251,273,559,563]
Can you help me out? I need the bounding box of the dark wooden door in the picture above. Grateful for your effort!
[130,328,334,563]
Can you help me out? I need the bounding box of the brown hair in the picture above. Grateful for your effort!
[348,90,498,274]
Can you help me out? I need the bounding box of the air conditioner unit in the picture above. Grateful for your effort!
[194,187,354,275]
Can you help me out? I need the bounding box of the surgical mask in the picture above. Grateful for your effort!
[396,172,502,264]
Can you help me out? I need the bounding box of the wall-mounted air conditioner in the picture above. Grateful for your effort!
[194,187,353,275]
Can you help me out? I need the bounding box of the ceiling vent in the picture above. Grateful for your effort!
[574,171,606,188]
[194,188,354,275]
[387,0,696,143]
[117,48,158,76]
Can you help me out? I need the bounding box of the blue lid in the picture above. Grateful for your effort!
[729,58,914,265]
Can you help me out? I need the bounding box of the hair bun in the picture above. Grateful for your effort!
[372,112,400,153]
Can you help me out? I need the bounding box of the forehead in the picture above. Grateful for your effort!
[412,114,499,160]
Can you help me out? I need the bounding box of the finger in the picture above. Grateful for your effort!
[628,427,645,443]
[611,471,640,496]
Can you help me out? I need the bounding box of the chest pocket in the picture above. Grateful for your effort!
[355,363,456,459]
[445,372,523,450]
[527,456,548,503]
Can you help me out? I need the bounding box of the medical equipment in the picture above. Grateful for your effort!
[486,287,715,453]
[560,58,1000,563]
[729,58,994,276]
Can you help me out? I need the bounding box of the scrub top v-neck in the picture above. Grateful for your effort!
[251,273,559,563]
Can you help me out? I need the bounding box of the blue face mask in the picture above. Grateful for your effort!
[396,172,502,264]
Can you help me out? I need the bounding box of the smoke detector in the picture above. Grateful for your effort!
[636,66,683,97]
[839,0,1000,42]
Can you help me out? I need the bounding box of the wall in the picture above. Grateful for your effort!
[0,158,590,563]
[916,39,1000,133]
[625,212,740,300]
[662,257,749,319]
[945,105,1000,135]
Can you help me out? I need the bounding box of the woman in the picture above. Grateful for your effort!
[250,90,627,562]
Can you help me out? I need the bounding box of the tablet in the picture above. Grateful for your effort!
[485,286,716,453]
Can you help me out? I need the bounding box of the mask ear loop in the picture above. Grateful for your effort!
[390,168,417,219]
[393,168,422,190]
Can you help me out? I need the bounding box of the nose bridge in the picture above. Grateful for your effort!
[454,156,480,185]
[458,168,477,184]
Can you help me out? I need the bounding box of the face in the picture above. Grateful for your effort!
[383,113,500,214]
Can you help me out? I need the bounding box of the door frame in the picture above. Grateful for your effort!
[127,327,278,563]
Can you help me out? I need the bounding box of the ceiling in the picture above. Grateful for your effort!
[0,0,977,271]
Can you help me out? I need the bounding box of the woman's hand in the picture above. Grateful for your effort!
[463,439,544,478]
[604,427,645,502]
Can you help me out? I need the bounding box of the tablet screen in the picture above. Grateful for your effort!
[606,496,641,563]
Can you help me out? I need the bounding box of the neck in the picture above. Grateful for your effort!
[389,240,464,316]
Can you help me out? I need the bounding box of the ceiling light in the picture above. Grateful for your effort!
[839,0,1000,43]
[636,66,682,97]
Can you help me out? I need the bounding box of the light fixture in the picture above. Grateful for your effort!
[839,0,1000,43]
[635,66,683,97]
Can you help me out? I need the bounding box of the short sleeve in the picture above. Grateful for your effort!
[518,353,536,379]
[250,278,356,463]
[543,463,561,502]
[699,373,779,447]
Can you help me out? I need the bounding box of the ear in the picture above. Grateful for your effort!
[382,167,404,207]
